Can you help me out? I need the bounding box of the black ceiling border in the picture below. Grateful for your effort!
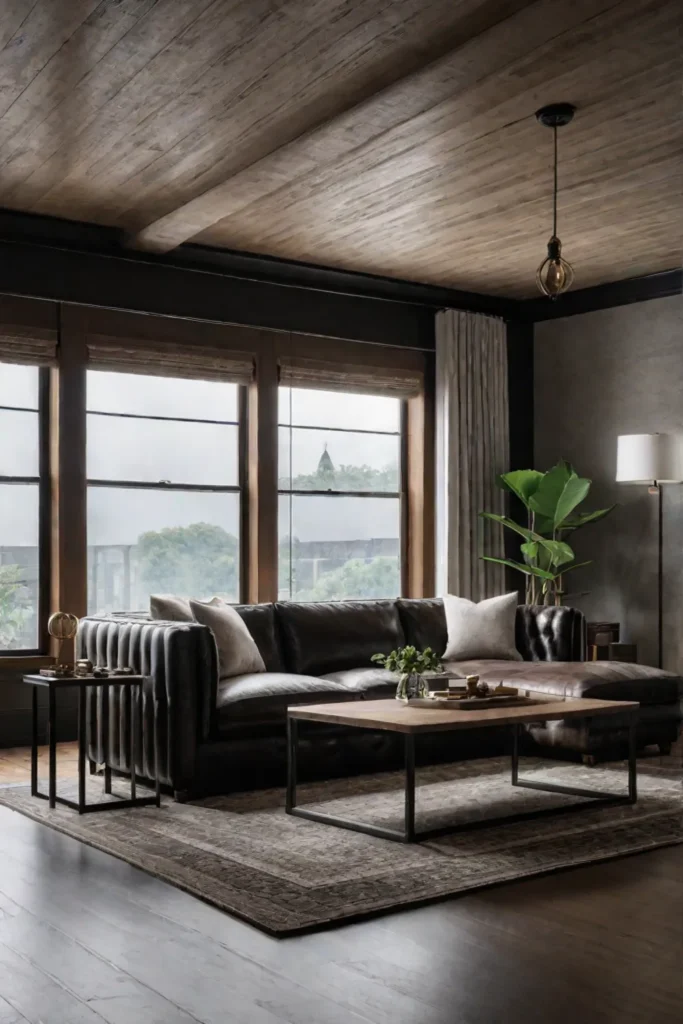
[519,268,682,322]
[0,208,515,320]
[0,208,679,331]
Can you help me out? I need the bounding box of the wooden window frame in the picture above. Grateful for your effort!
[0,365,51,659]
[85,375,246,614]
[277,385,406,603]
[2,303,434,662]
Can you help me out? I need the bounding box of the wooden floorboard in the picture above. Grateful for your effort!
[0,742,79,784]
[0,748,682,1022]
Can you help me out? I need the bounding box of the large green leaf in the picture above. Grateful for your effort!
[496,470,544,508]
[557,560,592,575]
[520,541,538,565]
[482,556,555,580]
[554,475,591,528]
[561,506,615,530]
[527,461,574,520]
[531,512,555,538]
[480,513,572,567]
[540,539,575,567]
[479,511,535,542]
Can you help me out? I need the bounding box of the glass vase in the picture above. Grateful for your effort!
[395,672,429,702]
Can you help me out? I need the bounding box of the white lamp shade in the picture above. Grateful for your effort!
[616,433,683,484]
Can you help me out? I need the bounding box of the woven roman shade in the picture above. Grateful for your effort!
[279,356,422,398]
[87,333,254,384]
[0,325,57,366]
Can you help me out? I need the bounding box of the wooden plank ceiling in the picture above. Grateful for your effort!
[0,0,681,297]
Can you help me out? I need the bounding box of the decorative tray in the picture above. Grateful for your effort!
[407,695,542,710]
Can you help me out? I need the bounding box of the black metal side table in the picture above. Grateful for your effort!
[23,674,161,814]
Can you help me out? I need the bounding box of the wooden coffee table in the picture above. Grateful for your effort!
[285,697,639,843]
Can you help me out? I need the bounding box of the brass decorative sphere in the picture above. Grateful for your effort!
[47,611,79,642]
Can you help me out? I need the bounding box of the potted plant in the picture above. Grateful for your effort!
[479,460,614,605]
[371,645,443,702]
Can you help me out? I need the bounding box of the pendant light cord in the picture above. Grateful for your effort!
[553,125,558,237]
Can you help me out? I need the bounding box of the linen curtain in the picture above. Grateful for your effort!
[435,309,509,600]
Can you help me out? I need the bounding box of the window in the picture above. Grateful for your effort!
[87,371,242,615]
[0,362,45,652]
[278,387,403,601]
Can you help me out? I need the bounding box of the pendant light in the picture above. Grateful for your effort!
[535,103,576,299]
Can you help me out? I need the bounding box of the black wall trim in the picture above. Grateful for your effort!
[0,237,434,350]
[520,268,683,322]
[0,208,515,331]
[176,243,517,318]
[0,209,678,335]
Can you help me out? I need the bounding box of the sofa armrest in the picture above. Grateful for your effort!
[78,617,218,792]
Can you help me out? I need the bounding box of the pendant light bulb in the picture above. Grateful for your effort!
[535,103,576,299]
[536,235,574,299]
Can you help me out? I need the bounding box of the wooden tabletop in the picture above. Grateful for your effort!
[288,698,640,734]
[22,674,145,688]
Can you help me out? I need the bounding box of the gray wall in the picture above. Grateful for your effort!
[535,294,683,670]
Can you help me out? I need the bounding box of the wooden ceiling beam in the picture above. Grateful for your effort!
[129,0,621,253]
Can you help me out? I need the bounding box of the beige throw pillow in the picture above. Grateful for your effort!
[150,595,193,621]
[190,599,266,680]
[443,592,522,661]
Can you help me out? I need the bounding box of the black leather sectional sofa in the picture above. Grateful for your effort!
[79,599,682,800]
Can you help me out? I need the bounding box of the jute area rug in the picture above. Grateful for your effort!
[1,757,681,936]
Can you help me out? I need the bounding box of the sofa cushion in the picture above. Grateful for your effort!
[322,667,398,698]
[233,603,283,672]
[444,659,683,705]
[150,594,193,621]
[444,592,522,661]
[397,598,447,656]
[275,600,405,676]
[216,672,356,730]
[191,599,266,680]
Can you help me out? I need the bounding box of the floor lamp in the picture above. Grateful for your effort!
[616,433,683,668]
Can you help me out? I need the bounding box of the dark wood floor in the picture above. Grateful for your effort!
[0,798,681,1023]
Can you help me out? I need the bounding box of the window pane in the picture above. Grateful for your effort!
[278,494,400,601]
[87,415,238,485]
[87,488,240,614]
[87,371,238,421]
[0,483,39,650]
[278,427,399,492]
[0,409,39,476]
[0,363,39,410]
[279,387,400,432]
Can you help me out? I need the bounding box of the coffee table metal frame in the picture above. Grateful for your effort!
[285,708,638,843]
[23,673,161,814]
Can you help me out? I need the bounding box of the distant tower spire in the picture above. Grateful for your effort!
[317,442,335,476]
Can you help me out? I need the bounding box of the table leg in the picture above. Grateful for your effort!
[154,680,161,808]
[103,683,111,795]
[48,685,56,809]
[511,723,520,785]
[77,685,86,813]
[130,684,137,802]
[628,713,638,803]
[404,734,416,842]
[31,686,38,797]
[286,716,297,812]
